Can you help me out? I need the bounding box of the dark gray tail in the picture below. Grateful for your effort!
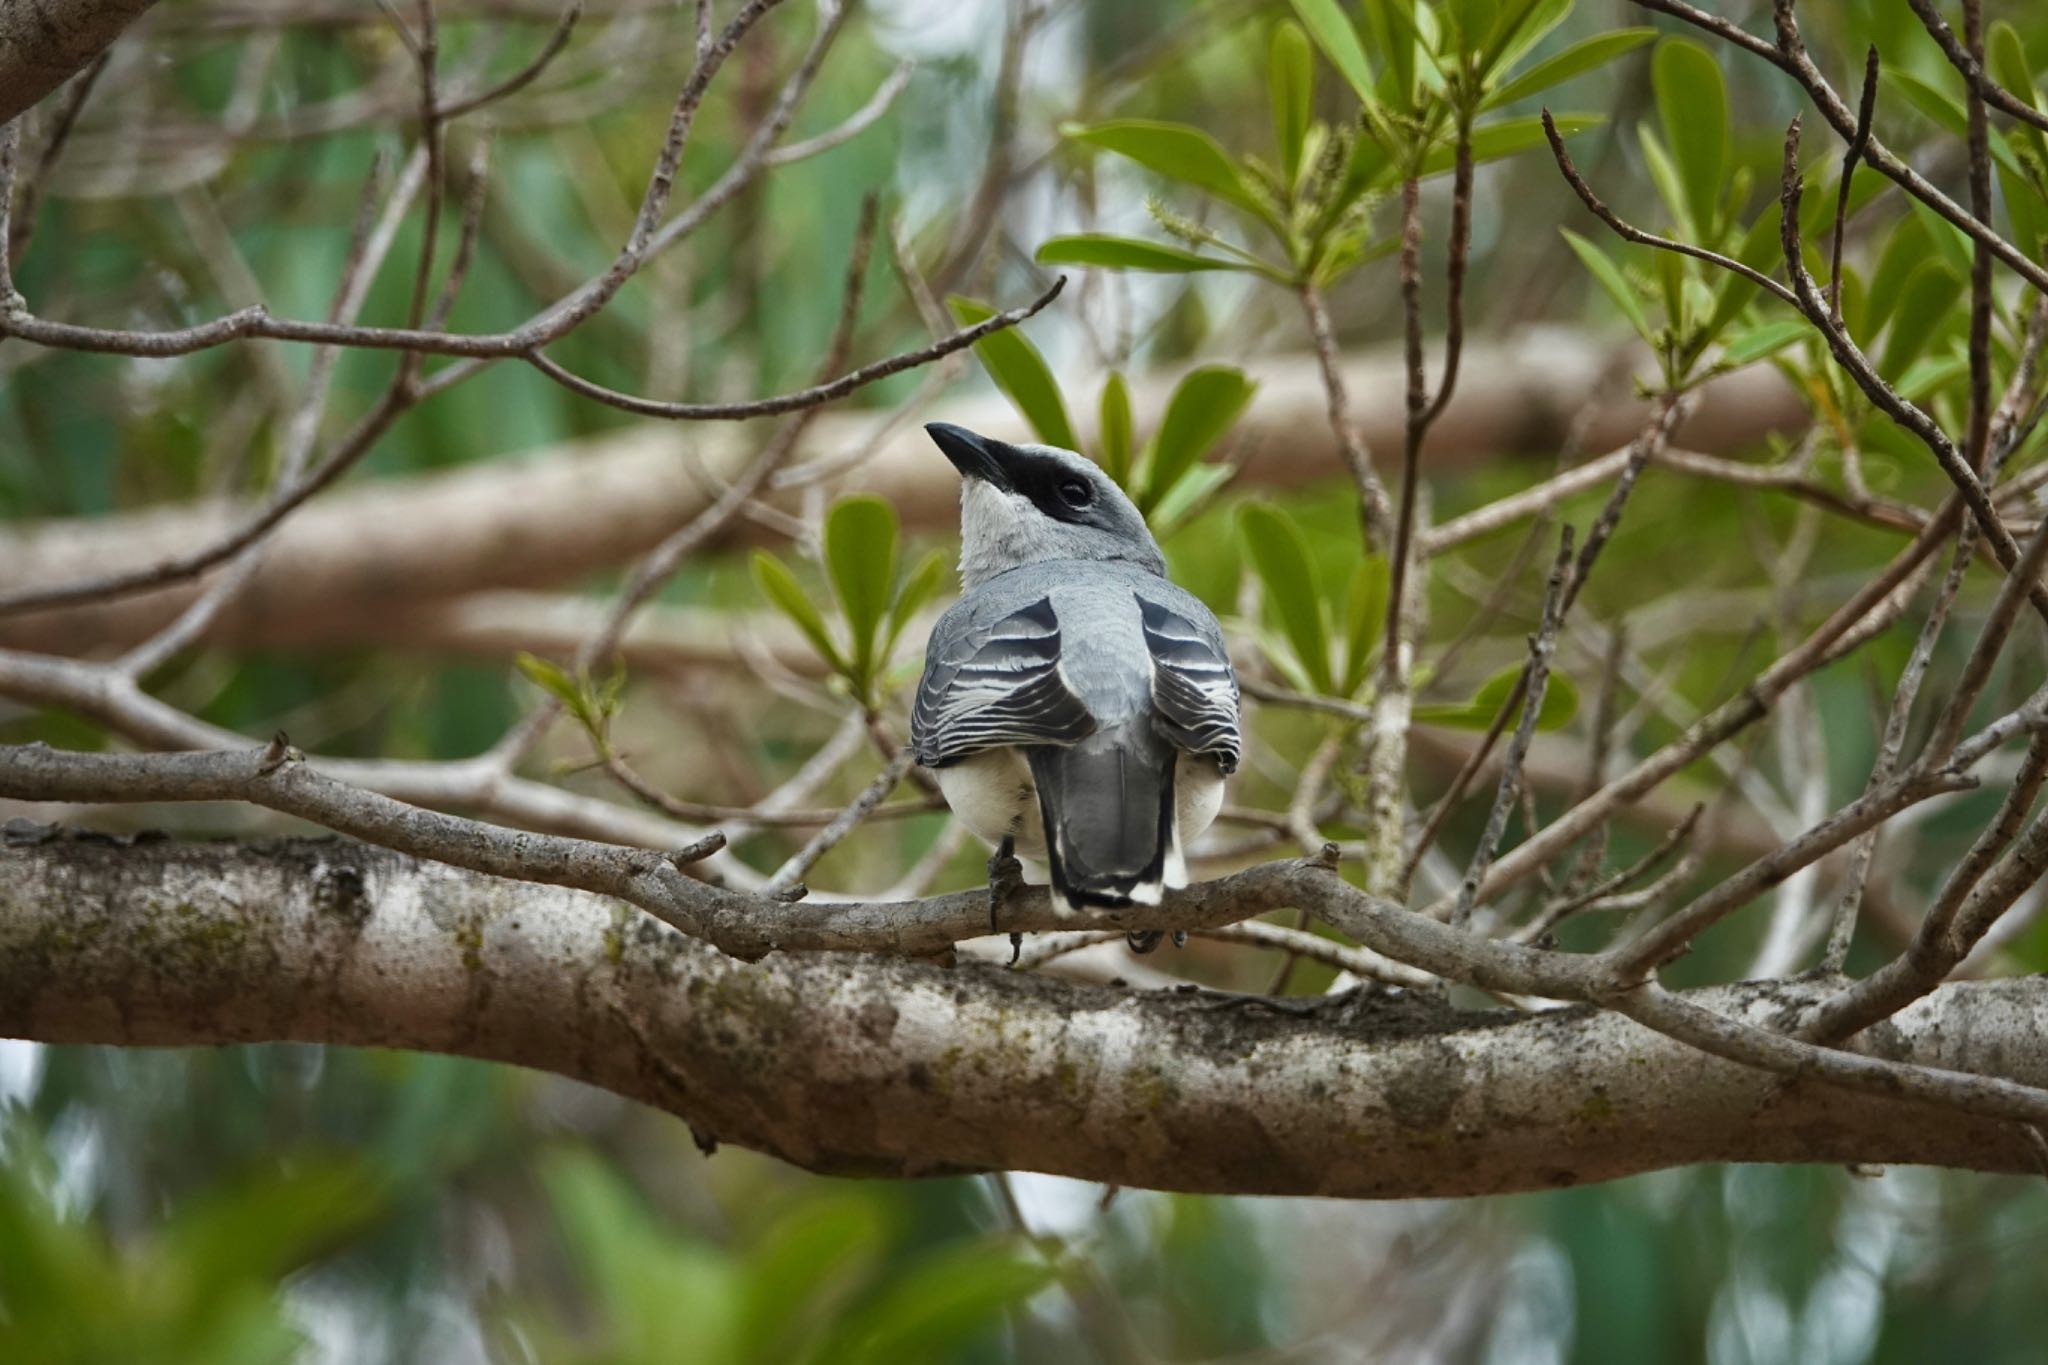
[1027,721,1176,911]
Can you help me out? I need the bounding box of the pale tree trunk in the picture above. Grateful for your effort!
[5,834,2045,1197]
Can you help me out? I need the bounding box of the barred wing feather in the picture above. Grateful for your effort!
[1138,597,1240,774]
[911,597,1095,767]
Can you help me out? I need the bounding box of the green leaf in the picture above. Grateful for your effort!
[156,1160,381,1309]
[753,552,846,675]
[1999,160,2048,262]
[1636,126,1693,235]
[834,1245,1058,1365]
[514,651,583,712]
[1271,20,1315,183]
[948,296,1079,450]
[1485,28,1654,108]
[1877,258,1963,379]
[1099,371,1134,487]
[1898,349,1968,402]
[1148,460,1236,537]
[883,547,953,665]
[1445,0,1500,58]
[1560,228,1654,343]
[1889,68,2035,186]
[1990,21,2048,168]
[1238,503,1333,694]
[1033,234,1250,275]
[1486,0,1573,75]
[1140,366,1257,512]
[1063,120,1271,222]
[825,494,900,686]
[739,1194,891,1363]
[1290,0,1376,102]
[1414,663,1579,730]
[1718,318,1809,367]
[1861,214,1932,338]
[1653,38,1730,237]
[1416,112,1601,177]
[1340,555,1390,696]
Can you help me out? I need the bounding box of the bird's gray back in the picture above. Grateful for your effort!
[916,558,1239,772]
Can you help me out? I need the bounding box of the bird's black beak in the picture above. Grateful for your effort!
[925,422,1016,493]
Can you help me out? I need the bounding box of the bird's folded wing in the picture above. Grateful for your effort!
[1138,597,1241,774]
[911,597,1095,767]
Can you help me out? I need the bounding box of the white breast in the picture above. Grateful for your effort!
[932,749,1227,883]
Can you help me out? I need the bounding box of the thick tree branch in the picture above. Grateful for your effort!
[5,835,2048,1195]
[0,0,157,123]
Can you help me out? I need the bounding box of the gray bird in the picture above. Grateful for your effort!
[912,422,1241,943]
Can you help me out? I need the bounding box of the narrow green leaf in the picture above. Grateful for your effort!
[1290,0,1376,102]
[1140,366,1257,512]
[1990,21,2048,168]
[825,494,900,685]
[1445,0,1500,59]
[1239,503,1333,694]
[1063,120,1271,222]
[1486,28,1653,108]
[1718,318,1809,367]
[1700,204,1783,347]
[1340,555,1390,697]
[1487,0,1573,75]
[514,652,583,711]
[1886,67,1971,142]
[1148,461,1237,538]
[1034,234,1249,275]
[1099,371,1135,487]
[1271,20,1315,183]
[1906,194,1977,282]
[883,547,953,665]
[1415,112,1601,177]
[948,296,1079,450]
[1877,258,1962,379]
[752,552,846,675]
[1653,38,1730,238]
[1897,350,1969,403]
[1560,228,1654,343]
[835,1246,1059,1365]
[1999,161,2048,262]
[1889,68,2034,185]
[1636,126,1692,236]
[1861,214,1931,339]
[1413,664,1579,731]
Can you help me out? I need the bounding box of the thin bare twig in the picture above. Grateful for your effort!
[437,0,584,118]
[1826,46,1879,326]
[521,276,1063,421]
[7,50,109,268]
[1906,0,2048,136]
[1298,281,1393,549]
[763,746,917,898]
[1822,521,1979,970]
[1451,527,1573,929]
[120,149,428,677]
[1627,0,2048,295]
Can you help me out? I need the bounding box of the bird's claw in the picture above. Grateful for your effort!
[1124,929,1187,954]
[987,836,1024,962]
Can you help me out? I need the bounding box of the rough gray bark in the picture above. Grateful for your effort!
[4,834,2044,1197]
[0,0,156,122]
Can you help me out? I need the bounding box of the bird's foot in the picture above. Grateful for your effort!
[1124,929,1188,954]
[987,836,1023,964]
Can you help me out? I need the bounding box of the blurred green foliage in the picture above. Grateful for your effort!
[6,0,2048,1360]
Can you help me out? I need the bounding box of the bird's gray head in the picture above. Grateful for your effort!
[925,422,1166,588]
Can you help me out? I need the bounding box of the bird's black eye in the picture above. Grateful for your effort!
[1058,478,1093,508]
